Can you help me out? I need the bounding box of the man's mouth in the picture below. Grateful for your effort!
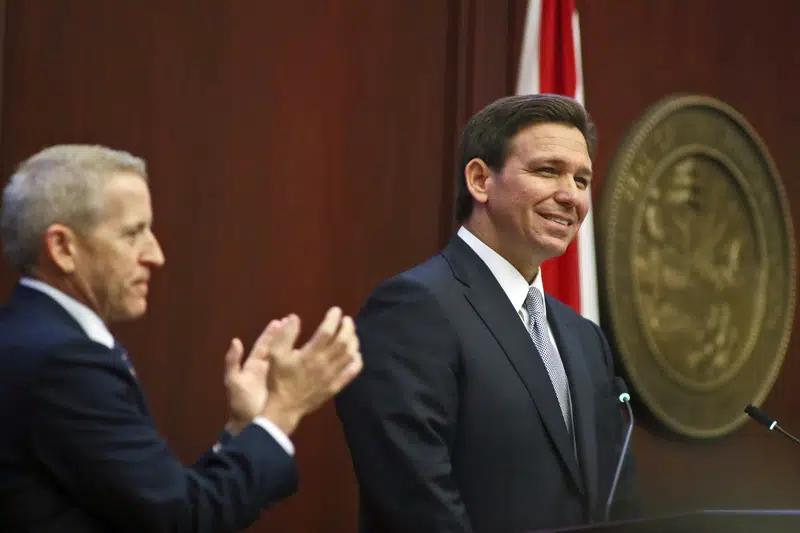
[540,213,573,226]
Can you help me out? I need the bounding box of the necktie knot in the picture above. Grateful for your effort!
[524,286,546,321]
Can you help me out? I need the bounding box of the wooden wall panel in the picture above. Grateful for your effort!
[0,1,517,531]
[574,0,800,516]
[0,0,5,150]
[4,0,798,530]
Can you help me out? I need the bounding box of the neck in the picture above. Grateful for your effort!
[29,267,104,321]
[463,215,542,283]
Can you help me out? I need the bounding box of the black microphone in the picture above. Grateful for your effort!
[605,377,634,523]
[744,404,800,445]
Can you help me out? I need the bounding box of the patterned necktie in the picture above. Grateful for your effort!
[113,343,136,377]
[523,287,573,434]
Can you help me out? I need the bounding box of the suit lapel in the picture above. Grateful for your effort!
[442,238,584,493]
[13,284,146,402]
[547,298,599,513]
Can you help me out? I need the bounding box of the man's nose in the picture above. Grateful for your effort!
[143,231,165,267]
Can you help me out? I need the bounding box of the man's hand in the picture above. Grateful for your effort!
[261,307,362,436]
[223,319,284,435]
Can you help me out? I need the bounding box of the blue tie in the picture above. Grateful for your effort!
[113,343,136,377]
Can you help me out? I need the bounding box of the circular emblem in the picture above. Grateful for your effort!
[598,94,796,438]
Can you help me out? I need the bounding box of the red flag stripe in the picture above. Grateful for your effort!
[537,0,582,314]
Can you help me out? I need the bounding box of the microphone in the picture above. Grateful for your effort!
[744,404,800,445]
[605,377,634,523]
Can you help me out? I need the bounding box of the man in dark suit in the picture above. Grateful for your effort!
[0,144,362,532]
[335,94,639,533]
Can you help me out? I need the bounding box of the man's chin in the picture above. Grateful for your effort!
[109,302,148,324]
[538,237,573,260]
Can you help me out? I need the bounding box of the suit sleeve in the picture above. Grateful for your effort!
[592,322,642,520]
[27,340,298,533]
[335,276,473,533]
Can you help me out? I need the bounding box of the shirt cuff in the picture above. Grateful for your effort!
[251,416,295,456]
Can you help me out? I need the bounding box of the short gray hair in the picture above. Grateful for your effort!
[1,144,148,273]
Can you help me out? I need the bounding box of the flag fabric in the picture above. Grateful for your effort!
[516,0,599,324]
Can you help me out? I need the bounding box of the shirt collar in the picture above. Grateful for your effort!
[456,226,547,318]
[19,277,115,349]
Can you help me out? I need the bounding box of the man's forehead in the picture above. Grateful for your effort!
[513,123,588,152]
[530,135,588,151]
[510,137,591,170]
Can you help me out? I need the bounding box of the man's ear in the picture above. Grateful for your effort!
[464,158,494,206]
[43,224,79,274]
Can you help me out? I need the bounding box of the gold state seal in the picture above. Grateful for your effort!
[598,94,796,438]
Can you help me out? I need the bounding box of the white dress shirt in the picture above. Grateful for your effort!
[456,227,561,352]
[19,277,294,456]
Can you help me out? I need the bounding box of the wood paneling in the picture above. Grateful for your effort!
[575,0,800,515]
[0,1,517,531]
[2,0,799,530]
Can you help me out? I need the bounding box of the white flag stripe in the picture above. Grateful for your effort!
[517,0,542,95]
[572,9,600,324]
[572,10,584,106]
[579,202,600,324]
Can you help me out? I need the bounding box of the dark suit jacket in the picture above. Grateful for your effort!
[0,284,298,533]
[335,236,639,533]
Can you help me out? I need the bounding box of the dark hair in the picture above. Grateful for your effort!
[454,94,596,223]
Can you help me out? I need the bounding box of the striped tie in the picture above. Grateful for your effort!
[523,287,573,434]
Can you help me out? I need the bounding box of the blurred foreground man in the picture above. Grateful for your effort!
[336,94,639,533]
[0,144,362,533]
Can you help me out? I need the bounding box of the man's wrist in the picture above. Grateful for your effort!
[260,399,302,437]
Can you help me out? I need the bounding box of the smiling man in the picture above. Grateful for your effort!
[336,94,640,533]
[0,144,362,532]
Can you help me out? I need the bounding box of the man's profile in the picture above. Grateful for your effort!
[0,144,362,532]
